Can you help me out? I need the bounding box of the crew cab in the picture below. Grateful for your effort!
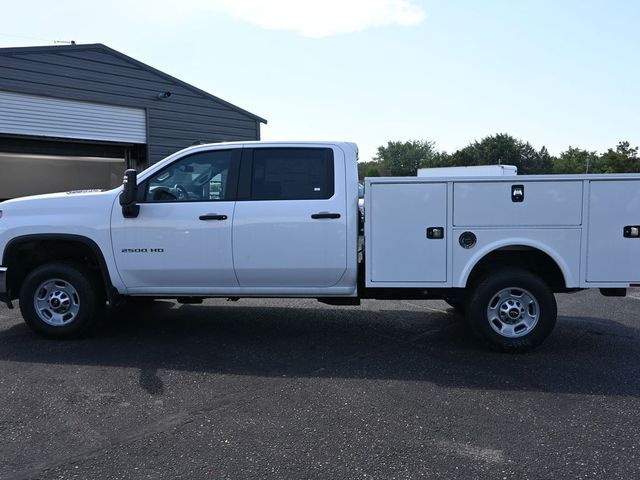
[1,141,639,351]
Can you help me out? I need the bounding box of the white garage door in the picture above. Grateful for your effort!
[0,91,146,144]
[0,153,124,199]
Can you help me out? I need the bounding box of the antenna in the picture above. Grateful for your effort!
[53,40,76,45]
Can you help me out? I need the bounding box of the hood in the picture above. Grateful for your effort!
[0,187,117,206]
[0,188,119,214]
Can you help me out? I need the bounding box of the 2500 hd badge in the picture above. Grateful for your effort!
[121,248,165,253]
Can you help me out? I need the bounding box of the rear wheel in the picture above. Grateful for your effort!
[465,268,557,352]
[19,261,102,338]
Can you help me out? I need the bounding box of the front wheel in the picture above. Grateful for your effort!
[19,261,103,338]
[465,268,557,352]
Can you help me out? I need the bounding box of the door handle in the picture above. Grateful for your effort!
[311,212,341,219]
[199,214,227,221]
[624,226,640,238]
[426,227,444,239]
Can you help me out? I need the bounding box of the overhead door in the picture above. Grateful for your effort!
[0,90,146,144]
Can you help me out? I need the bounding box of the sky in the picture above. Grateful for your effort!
[1,0,639,162]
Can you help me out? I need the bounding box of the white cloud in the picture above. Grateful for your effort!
[207,0,426,38]
[2,1,425,46]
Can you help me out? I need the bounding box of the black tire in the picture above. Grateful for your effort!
[465,268,557,352]
[19,261,103,339]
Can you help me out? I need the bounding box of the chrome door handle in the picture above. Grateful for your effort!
[426,227,444,239]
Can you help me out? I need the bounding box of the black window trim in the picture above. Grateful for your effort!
[237,147,336,202]
[137,148,242,204]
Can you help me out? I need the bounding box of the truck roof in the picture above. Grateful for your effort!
[185,140,357,149]
[165,141,358,161]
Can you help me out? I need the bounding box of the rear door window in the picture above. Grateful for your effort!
[250,148,334,201]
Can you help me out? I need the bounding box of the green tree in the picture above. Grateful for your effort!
[357,160,378,180]
[366,166,381,177]
[448,133,553,174]
[600,141,640,173]
[374,140,437,176]
[367,136,640,178]
[420,150,454,169]
[357,161,383,180]
[553,147,601,174]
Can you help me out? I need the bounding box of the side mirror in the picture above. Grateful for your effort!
[119,169,140,218]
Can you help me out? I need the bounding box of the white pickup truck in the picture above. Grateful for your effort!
[1,141,639,351]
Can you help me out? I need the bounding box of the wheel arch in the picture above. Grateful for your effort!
[458,239,573,292]
[2,234,118,302]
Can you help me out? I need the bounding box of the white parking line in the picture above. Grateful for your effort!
[399,300,449,314]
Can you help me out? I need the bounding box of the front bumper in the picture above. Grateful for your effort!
[0,266,10,307]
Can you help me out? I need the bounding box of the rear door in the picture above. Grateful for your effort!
[232,146,347,288]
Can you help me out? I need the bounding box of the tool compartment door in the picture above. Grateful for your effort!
[586,180,640,283]
[368,182,447,283]
[454,181,583,227]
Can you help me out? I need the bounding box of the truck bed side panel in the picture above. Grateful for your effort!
[452,228,582,288]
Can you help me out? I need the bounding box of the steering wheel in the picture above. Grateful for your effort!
[173,184,189,200]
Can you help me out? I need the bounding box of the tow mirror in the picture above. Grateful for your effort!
[119,169,140,218]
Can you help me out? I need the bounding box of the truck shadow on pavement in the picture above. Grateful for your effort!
[0,300,638,397]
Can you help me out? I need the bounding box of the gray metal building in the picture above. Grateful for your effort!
[0,43,266,199]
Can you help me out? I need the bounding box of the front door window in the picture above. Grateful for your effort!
[145,150,234,202]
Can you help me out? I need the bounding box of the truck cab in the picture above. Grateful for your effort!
[111,142,360,297]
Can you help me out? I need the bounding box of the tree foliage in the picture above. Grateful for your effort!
[553,147,601,174]
[358,136,638,179]
[373,140,437,176]
[443,134,553,174]
[357,161,381,179]
[600,141,640,173]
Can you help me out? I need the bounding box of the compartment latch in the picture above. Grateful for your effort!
[511,185,525,202]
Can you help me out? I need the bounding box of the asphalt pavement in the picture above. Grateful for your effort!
[0,289,639,479]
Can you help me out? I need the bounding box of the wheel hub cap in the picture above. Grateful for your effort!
[499,299,524,324]
[33,279,80,326]
[49,291,71,312]
[487,288,539,338]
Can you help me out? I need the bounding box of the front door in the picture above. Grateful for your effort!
[232,146,348,288]
[110,148,240,291]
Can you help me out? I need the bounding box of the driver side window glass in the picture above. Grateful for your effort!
[145,150,233,202]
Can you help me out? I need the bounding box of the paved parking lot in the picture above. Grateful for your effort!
[0,289,639,479]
